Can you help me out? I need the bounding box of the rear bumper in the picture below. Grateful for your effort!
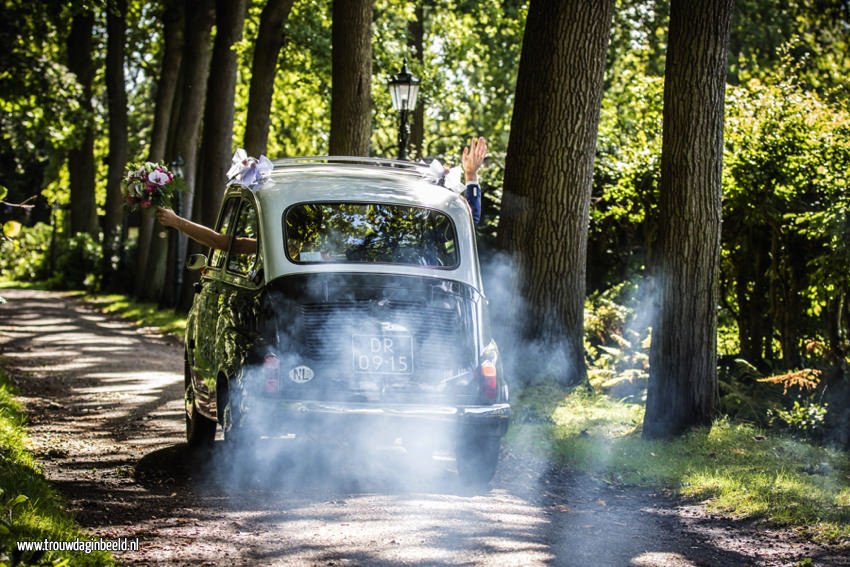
[238,397,511,438]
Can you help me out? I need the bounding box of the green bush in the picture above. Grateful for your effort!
[584,281,651,399]
[0,222,53,281]
[0,223,102,291]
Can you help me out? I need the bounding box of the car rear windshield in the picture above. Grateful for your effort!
[283,202,459,268]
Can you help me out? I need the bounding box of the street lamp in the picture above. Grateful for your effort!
[388,59,420,161]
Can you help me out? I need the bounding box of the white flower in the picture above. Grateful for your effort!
[226,148,249,180]
[226,148,273,188]
[443,166,464,193]
[147,170,171,186]
[422,160,464,192]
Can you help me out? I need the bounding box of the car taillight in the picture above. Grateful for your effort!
[263,354,280,394]
[479,360,498,402]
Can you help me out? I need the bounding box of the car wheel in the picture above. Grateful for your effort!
[220,380,255,451]
[185,358,216,447]
[455,434,501,486]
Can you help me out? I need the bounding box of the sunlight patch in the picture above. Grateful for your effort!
[631,551,696,566]
[76,371,180,393]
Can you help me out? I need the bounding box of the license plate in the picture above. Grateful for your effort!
[352,335,414,374]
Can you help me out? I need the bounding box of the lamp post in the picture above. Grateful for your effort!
[388,59,420,161]
[170,155,185,307]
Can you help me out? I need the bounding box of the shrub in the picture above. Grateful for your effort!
[0,223,102,291]
[0,222,53,281]
[584,281,651,399]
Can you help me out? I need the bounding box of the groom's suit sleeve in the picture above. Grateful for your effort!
[464,182,482,225]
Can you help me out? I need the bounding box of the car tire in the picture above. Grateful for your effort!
[185,358,216,447]
[455,433,500,486]
[220,380,255,452]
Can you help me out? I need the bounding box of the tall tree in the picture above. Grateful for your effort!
[174,0,248,310]
[134,0,185,298]
[102,0,129,288]
[495,0,614,386]
[406,2,425,160]
[66,8,98,236]
[0,1,78,204]
[644,0,734,439]
[141,0,215,302]
[328,0,373,156]
[244,0,295,156]
[194,0,248,228]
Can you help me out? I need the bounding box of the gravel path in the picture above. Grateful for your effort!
[0,288,846,566]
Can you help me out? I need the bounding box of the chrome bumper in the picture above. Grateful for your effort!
[241,398,511,435]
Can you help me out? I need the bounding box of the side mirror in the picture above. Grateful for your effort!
[186,254,207,271]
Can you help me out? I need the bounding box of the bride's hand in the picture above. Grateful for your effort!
[156,207,179,228]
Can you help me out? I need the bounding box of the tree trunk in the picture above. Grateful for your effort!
[495,0,614,387]
[407,3,425,160]
[144,0,215,304]
[328,0,373,157]
[196,0,247,227]
[66,10,98,237]
[102,0,129,290]
[733,225,770,367]
[244,0,295,157]
[779,233,806,368]
[175,0,248,312]
[644,0,734,439]
[135,0,184,298]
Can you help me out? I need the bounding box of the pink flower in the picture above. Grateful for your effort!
[148,170,171,186]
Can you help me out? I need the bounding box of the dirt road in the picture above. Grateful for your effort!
[0,288,844,566]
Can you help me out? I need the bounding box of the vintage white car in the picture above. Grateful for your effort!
[183,157,510,484]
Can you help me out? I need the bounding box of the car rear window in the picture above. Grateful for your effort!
[283,202,458,268]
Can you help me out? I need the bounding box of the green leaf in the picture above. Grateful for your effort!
[3,221,21,239]
[0,185,7,200]
[11,494,29,506]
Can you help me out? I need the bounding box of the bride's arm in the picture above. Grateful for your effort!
[156,207,231,251]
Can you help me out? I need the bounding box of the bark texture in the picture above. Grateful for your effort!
[175,0,248,311]
[103,0,129,287]
[407,3,425,160]
[328,0,373,157]
[195,0,248,232]
[66,10,98,236]
[495,0,614,386]
[644,0,734,439]
[135,0,184,298]
[244,0,295,156]
[142,0,215,303]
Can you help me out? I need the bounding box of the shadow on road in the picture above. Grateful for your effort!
[135,438,486,498]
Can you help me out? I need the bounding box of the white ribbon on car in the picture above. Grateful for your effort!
[422,159,465,193]
[226,148,273,189]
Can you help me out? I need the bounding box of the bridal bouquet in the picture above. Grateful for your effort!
[122,162,179,210]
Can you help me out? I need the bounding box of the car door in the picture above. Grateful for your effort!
[191,196,241,408]
[217,197,263,382]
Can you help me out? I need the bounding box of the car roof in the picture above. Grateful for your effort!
[258,158,458,208]
[244,158,483,289]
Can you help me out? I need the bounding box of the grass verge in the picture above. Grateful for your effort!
[0,368,113,565]
[505,381,850,543]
